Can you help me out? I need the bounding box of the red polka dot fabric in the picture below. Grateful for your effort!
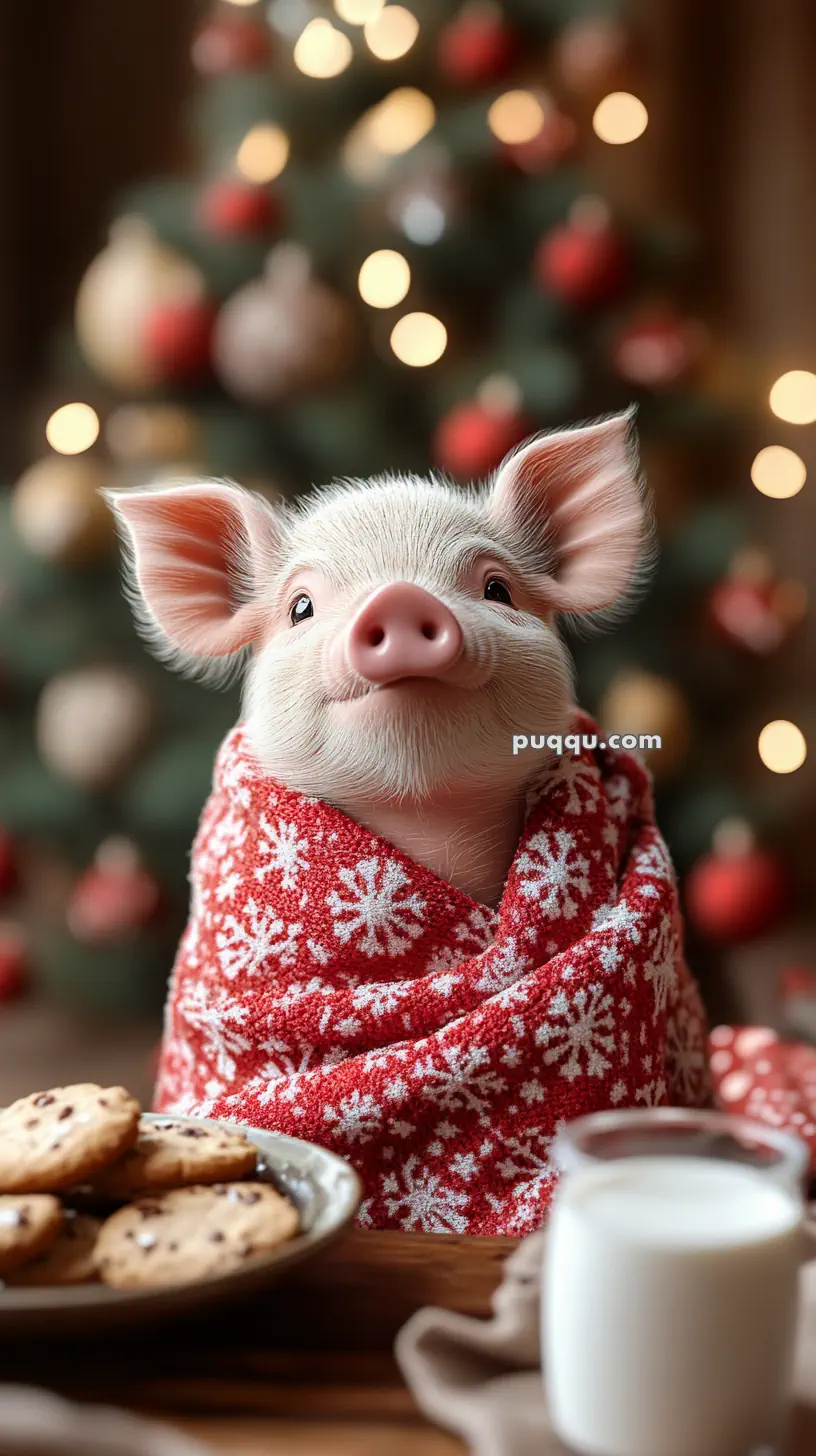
[710,1025,816,1164]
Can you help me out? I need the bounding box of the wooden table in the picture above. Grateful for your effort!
[0,1228,515,1455]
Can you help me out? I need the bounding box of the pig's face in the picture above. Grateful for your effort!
[243,479,575,804]
[106,411,647,810]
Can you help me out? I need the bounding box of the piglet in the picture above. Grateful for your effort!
[106,410,646,908]
[100,412,713,1235]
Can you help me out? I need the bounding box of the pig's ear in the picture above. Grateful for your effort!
[103,481,284,678]
[486,409,647,616]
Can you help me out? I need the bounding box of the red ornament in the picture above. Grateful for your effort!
[0,828,15,897]
[67,839,162,945]
[142,297,216,383]
[503,109,577,174]
[197,179,282,239]
[686,832,789,944]
[0,922,27,1003]
[708,579,787,655]
[707,556,806,656]
[191,14,273,77]
[611,311,707,390]
[535,209,629,308]
[434,398,528,480]
[437,3,516,86]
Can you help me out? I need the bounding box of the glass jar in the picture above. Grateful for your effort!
[543,1107,809,1456]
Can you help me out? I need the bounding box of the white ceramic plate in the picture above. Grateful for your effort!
[0,1113,362,1336]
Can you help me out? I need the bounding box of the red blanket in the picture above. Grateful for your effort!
[155,719,711,1234]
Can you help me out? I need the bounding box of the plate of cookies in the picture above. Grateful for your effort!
[0,1083,362,1334]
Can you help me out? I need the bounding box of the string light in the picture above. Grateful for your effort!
[364,5,419,60]
[45,403,100,455]
[592,92,648,145]
[293,18,353,77]
[222,0,261,6]
[769,370,816,424]
[334,0,383,21]
[358,249,411,308]
[390,312,447,366]
[236,123,290,182]
[751,445,807,499]
[758,719,807,774]
[487,91,546,146]
[367,87,435,154]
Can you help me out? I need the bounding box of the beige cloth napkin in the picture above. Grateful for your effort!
[396,1230,816,1456]
[0,1386,212,1456]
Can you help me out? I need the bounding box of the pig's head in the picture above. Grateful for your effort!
[106,410,648,810]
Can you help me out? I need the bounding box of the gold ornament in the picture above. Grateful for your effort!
[36,667,154,792]
[75,219,206,391]
[600,668,691,779]
[11,456,112,565]
[212,245,359,405]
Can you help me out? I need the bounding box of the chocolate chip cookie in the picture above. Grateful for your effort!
[0,1085,141,1194]
[9,1210,101,1286]
[0,1194,63,1276]
[95,1183,300,1289]
[90,1118,258,1199]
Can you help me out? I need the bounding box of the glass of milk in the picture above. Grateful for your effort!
[544,1108,809,1456]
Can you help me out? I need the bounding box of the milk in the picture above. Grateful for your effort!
[544,1156,803,1456]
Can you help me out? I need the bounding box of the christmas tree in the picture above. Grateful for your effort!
[1,0,804,1019]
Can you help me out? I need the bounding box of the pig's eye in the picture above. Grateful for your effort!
[289,594,314,626]
[484,577,515,607]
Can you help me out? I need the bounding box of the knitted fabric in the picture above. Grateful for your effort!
[155,718,710,1234]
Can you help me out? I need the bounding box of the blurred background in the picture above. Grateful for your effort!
[0,0,814,1104]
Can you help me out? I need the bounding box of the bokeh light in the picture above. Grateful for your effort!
[769,370,816,424]
[751,445,807,499]
[236,123,290,182]
[46,403,100,456]
[487,91,546,146]
[390,312,447,366]
[592,92,648,144]
[399,194,446,244]
[358,249,411,308]
[368,87,435,154]
[364,5,419,60]
[758,719,807,774]
[334,0,383,21]
[293,18,353,77]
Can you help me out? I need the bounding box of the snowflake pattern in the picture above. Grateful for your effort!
[515,829,592,918]
[665,974,711,1105]
[323,1089,384,1143]
[642,914,679,1017]
[535,982,616,1080]
[216,898,301,979]
[495,1126,558,1235]
[376,1154,470,1234]
[154,717,710,1235]
[327,857,426,958]
[173,980,252,1093]
[414,1042,507,1125]
[255,814,310,890]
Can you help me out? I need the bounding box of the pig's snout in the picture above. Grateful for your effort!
[346,583,463,685]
